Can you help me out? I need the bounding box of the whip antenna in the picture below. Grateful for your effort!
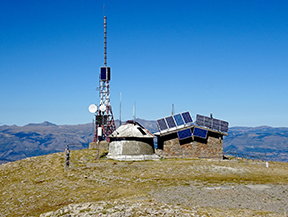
[103,5,107,66]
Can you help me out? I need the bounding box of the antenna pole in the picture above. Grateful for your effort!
[171,103,175,115]
[133,102,136,123]
[103,6,107,66]
[119,92,122,126]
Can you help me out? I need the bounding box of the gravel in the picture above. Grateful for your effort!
[39,198,199,217]
[40,184,288,217]
[150,184,288,214]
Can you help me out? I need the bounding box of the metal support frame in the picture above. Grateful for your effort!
[92,12,116,142]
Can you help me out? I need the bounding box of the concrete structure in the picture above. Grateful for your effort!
[155,125,228,159]
[107,121,160,161]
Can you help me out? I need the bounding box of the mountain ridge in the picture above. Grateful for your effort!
[1,120,288,163]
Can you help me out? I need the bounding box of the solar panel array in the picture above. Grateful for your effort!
[196,114,229,132]
[156,111,193,133]
[157,112,228,142]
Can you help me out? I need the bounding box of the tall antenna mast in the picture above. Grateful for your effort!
[103,5,107,66]
[88,6,116,143]
[119,92,122,126]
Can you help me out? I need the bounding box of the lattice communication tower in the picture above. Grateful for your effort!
[88,10,116,142]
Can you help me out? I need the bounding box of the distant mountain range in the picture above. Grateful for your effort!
[224,126,288,162]
[0,120,287,164]
[0,121,92,164]
[0,119,156,164]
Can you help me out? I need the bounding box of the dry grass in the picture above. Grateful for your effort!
[0,149,287,216]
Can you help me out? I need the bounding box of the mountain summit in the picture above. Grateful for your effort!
[25,121,57,127]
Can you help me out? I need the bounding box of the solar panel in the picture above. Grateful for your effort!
[196,114,212,128]
[182,111,193,124]
[173,114,184,126]
[204,117,212,128]
[196,114,205,126]
[212,119,221,131]
[193,127,208,139]
[220,121,229,132]
[156,118,168,131]
[196,114,229,132]
[177,128,192,140]
[165,116,176,128]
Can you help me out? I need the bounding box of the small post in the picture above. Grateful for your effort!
[162,151,164,162]
[65,142,70,170]
[97,140,100,160]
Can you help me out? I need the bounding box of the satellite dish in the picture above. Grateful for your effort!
[88,104,98,113]
[100,104,106,112]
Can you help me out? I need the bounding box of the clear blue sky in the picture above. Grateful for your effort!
[1,0,288,127]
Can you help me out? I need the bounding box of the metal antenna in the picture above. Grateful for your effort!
[91,6,116,143]
[103,5,107,66]
[133,102,136,123]
[119,92,122,126]
[171,103,175,115]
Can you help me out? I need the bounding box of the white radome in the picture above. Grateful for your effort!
[88,104,98,113]
[100,104,106,112]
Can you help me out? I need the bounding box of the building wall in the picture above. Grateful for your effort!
[161,134,223,159]
[109,140,155,156]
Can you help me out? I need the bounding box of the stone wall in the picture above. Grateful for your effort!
[162,134,223,159]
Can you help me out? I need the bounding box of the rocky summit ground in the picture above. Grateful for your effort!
[1,149,288,217]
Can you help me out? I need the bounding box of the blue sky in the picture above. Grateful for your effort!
[1,0,288,127]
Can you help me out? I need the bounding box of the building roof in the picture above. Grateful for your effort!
[109,121,155,138]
